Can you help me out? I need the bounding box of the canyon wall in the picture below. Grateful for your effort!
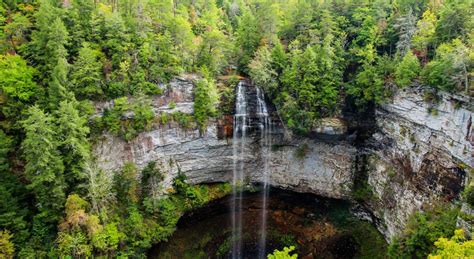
[94,77,356,200]
[93,78,473,240]
[365,87,472,239]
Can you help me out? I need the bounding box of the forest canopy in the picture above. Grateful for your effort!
[0,0,472,257]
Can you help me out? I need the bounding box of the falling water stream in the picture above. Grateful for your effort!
[256,87,271,259]
[232,81,248,258]
[232,81,272,258]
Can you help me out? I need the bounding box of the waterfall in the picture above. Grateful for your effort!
[257,87,271,259]
[232,81,247,258]
[231,81,271,259]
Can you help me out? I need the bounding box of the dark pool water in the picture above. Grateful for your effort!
[148,188,387,258]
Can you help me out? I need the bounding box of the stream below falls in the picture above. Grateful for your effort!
[148,188,387,258]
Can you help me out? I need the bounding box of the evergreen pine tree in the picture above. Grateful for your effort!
[21,106,65,224]
[71,43,103,99]
[56,100,91,194]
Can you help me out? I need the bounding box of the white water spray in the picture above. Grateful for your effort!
[231,82,272,258]
[232,81,247,258]
[257,87,271,258]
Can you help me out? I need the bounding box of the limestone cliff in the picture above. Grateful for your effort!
[92,78,473,240]
[93,76,355,199]
[365,87,472,239]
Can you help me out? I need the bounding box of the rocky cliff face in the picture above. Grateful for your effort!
[93,77,355,200]
[364,87,472,240]
[92,78,473,240]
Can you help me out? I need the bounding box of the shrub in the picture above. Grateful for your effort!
[395,51,421,87]
[97,94,154,141]
[388,204,459,258]
[171,111,194,129]
[421,39,471,93]
[156,198,180,227]
[294,143,309,159]
[168,101,176,109]
[193,67,219,132]
[0,230,14,258]
[113,163,139,206]
[428,229,474,258]
[267,246,298,259]
[159,112,169,125]
[464,185,474,208]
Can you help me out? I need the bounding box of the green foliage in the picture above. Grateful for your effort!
[279,42,342,132]
[46,17,70,93]
[155,198,181,228]
[1,0,473,257]
[348,51,397,109]
[91,222,124,255]
[70,42,104,99]
[83,160,114,218]
[194,68,219,131]
[0,54,37,102]
[141,162,164,195]
[21,106,65,222]
[394,9,417,57]
[236,9,262,73]
[428,229,474,258]
[66,0,94,55]
[395,51,421,87]
[48,56,72,110]
[218,77,237,115]
[27,0,63,78]
[464,185,474,208]
[347,61,386,107]
[434,0,473,45]
[352,183,374,201]
[0,129,12,172]
[0,230,14,258]
[0,3,33,53]
[168,101,176,109]
[98,94,155,140]
[20,105,68,253]
[294,143,309,160]
[270,41,287,77]
[113,162,139,206]
[56,100,90,194]
[388,205,459,258]
[132,92,155,131]
[87,168,231,257]
[249,45,278,96]
[0,170,30,254]
[278,234,298,249]
[216,237,231,256]
[421,39,472,93]
[267,246,298,259]
[0,54,38,127]
[196,28,232,75]
[56,194,99,258]
[412,9,437,61]
[352,155,374,202]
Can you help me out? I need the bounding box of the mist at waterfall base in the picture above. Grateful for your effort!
[148,189,387,258]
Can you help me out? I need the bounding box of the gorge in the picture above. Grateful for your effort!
[1,1,473,258]
[93,76,472,256]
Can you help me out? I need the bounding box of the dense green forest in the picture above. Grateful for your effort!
[0,0,472,257]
